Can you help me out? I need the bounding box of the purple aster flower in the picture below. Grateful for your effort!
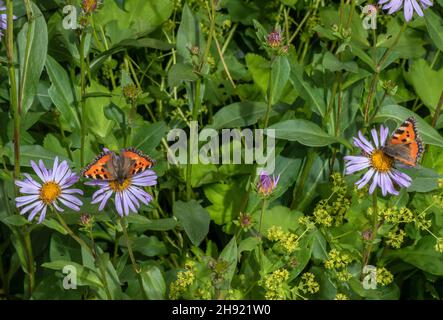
[344,125,412,196]
[379,0,433,21]
[15,157,84,223]
[85,170,158,217]
[257,171,280,196]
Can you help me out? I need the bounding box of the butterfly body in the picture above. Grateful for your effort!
[81,147,155,183]
[381,117,424,167]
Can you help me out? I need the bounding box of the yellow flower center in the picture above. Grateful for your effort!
[371,150,394,172]
[109,179,131,192]
[40,181,61,204]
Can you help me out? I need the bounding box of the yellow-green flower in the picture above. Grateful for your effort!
[335,293,349,300]
[376,267,393,286]
[169,262,195,299]
[336,270,352,282]
[435,238,443,253]
[267,226,299,254]
[298,272,320,294]
[262,269,289,300]
[385,228,406,249]
[324,249,352,270]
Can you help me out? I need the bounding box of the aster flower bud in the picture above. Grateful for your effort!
[256,171,280,197]
[123,84,141,104]
[80,213,93,227]
[82,0,101,15]
[267,29,282,48]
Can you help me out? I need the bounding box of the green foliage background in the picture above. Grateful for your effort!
[1,0,443,300]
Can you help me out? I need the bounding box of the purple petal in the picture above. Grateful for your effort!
[28,202,45,221]
[379,125,389,147]
[60,194,83,206]
[404,0,414,21]
[38,205,48,224]
[98,190,113,211]
[353,137,373,154]
[53,201,64,212]
[16,195,39,206]
[410,0,424,16]
[115,192,123,217]
[356,168,375,189]
[54,161,69,183]
[389,169,412,188]
[371,128,379,148]
[128,186,151,205]
[51,157,60,181]
[38,160,49,180]
[369,171,379,194]
[58,197,81,211]
[19,200,42,215]
[31,160,46,182]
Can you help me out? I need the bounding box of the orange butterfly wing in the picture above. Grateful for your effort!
[385,117,423,167]
[81,152,114,180]
[121,147,156,176]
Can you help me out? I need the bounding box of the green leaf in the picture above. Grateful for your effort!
[407,167,442,193]
[252,206,303,235]
[219,237,237,287]
[131,235,168,257]
[270,55,290,105]
[404,59,443,113]
[209,101,267,129]
[126,214,177,232]
[4,144,71,167]
[424,10,443,52]
[45,55,81,131]
[289,60,326,116]
[17,2,48,115]
[1,215,30,227]
[323,51,358,73]
[386,236,443,276]
[176,3,204,63]
[168,63,199,87]
[245,53,270,96]
[173,200,210,246]
[95,0,173,45]
[374,105,443,147]
[42,260,103,288]
[131,121,168,155]
[42,218,68,235]
[141,265,166,300]
[267,119,341,147]
[85,81,114,138]
[204,183,243,225]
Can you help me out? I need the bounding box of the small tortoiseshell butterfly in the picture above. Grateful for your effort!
[81,147,156,183]
[382,117,424,167]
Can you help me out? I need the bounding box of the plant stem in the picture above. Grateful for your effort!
[362,192,379,270]
[79,31,88,167]
[258,198,267,236]
[364,23,407,124]
[119,217,148,300]
[290,149,316,210]
[263,58,274,128]
[6,0,19,181]
[55,212,113,300]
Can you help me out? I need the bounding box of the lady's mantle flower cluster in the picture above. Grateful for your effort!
[267,226,299,254]
[324,249,353,270]
[313,173,350,227]
[376,267,394,286]
[297,272,320,295]
[261,268,289,300]
[169,262,196,300]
